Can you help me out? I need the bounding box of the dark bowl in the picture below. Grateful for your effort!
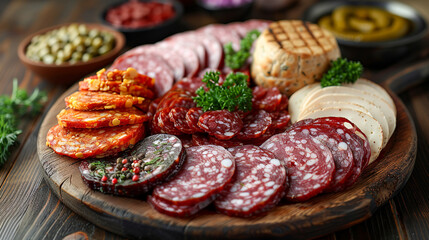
[303,1,428,68]
[18,23,125,85]
[196,0,254,23]
[101,0,184,47]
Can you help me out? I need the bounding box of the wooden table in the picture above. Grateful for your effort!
[1,0,428,239]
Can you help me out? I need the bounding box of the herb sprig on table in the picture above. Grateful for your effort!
[193,71,253,112]
[0,79,47,167]
[224,29,260,70]
[320,58,363,87]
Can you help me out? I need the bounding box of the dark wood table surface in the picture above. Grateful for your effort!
[1,0,429,239]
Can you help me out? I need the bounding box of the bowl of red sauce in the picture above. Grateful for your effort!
[101,0,183,46]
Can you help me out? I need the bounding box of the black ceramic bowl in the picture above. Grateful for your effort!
[196,0,254,23]
[101,0,183,47]
[303,1,428,68]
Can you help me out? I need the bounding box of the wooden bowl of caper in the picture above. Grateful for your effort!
[18,23,125,85]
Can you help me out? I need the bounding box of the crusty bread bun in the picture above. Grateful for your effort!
[251,20,340,96]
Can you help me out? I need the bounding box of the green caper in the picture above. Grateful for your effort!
[42,54,55,64]
[71,52,82,60]
[82,53,92,62]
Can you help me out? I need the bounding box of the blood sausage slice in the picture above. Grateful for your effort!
[152,145,235,206]
[46,124,144,159]
[65,91,145,110]
[79,134,185,196]
[198,110,243,140]
[57,108,150,128]
[261,131,335,201]
[110,53,174,97]
[215,145,286,217]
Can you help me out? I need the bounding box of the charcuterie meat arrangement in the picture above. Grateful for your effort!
[46,19,397,218]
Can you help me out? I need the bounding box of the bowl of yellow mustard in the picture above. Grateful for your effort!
[303,1,428,68]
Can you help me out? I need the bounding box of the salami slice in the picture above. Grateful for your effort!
[170,96,197,109]
[191,133,211,146]
[207,135,244,148]
[198,110,243,140]
[171,77,204,94]
[215,145,286,217]
[252,87,283,112]
[186,107,204,133]
[198,24,241,51]
[110,53,174,97]
[152,145,235,206]
[156,90,189,111]
[157,107,182,135]
[47,124,144,159]
[120,44,185,81]
[290,125,355,192]
[148,194,214,218]
[167,36,207,69]
[236,110,272,140]
[65,91,145,110]
[169,107,195,134]
[156,41,200,77]
[79,80,155,99]
[260,131,335,201]
[79,134,185,196]
[57,108,150,128]
[227,19,271,38]
[269,111,291,131]
[168,31,223,70]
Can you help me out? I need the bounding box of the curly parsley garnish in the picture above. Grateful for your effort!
[224,30,260,70]
[193,71,252,112]
[0,79,46,167]
[321,58,363,88]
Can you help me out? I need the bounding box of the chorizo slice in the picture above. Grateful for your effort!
[65,91,145,111]
[79,79,155,99]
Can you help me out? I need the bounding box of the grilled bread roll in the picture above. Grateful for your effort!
[251,20,340,96]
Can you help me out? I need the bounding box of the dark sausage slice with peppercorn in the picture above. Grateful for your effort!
[79,134,186,196]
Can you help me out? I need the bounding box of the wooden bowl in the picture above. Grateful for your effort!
[18,23,125,86]
[100,0,184,47]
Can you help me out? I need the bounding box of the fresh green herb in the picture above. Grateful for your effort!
[89,161,109,178]
[145,156,161,166]
[320,58,363,88]
[193,71,253,112]
[224,30,260,70]
[0,79,46,167]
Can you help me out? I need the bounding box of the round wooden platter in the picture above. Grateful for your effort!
[37,83,417,240]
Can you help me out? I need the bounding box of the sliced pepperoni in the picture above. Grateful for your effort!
[46,124,145,159]
[236,110,272,140]
[277,94,289,111]
[148,98,161,115]
[169,107,195,134]
[260,131,335,201]
[186,107,204,133]
[156,41,200,77]
[290,125,355,192]
[252,87,282,112]
[156,90,189,110]
[57,108,150,129]
[198,110,243,140]
[79,80,155,99]
[157,107,182,135]
[152,145,235,206]
[65,91,145,110]
[270,111,291,131]
[170,96,197,109]
[215,145,286,217]
[191,133,211,146]
[110,52,174,97]
[79,134,185,196]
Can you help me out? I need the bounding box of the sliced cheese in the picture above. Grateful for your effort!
[354,78,396,114]
[288,83,321,123]
[300,107,383,164]
[302,94,391,145]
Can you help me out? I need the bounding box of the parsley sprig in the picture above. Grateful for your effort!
[0,79,47,167]
[224,30,260,70]
[321,58,363,88]
[193,71,252,112]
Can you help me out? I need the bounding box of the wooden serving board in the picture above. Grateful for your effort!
[37,81,417,240]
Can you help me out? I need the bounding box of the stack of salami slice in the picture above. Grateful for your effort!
[149,77,291,148]
[46,68,154,159]
[261,117,371,201]
[109,19,271,97]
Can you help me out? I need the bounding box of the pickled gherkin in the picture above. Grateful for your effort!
[25,23,116,65]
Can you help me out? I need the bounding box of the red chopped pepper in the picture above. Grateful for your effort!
[132,175,139,182]
[101,175,108,182]
[133,167,140,174]
[112,178,118,184]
